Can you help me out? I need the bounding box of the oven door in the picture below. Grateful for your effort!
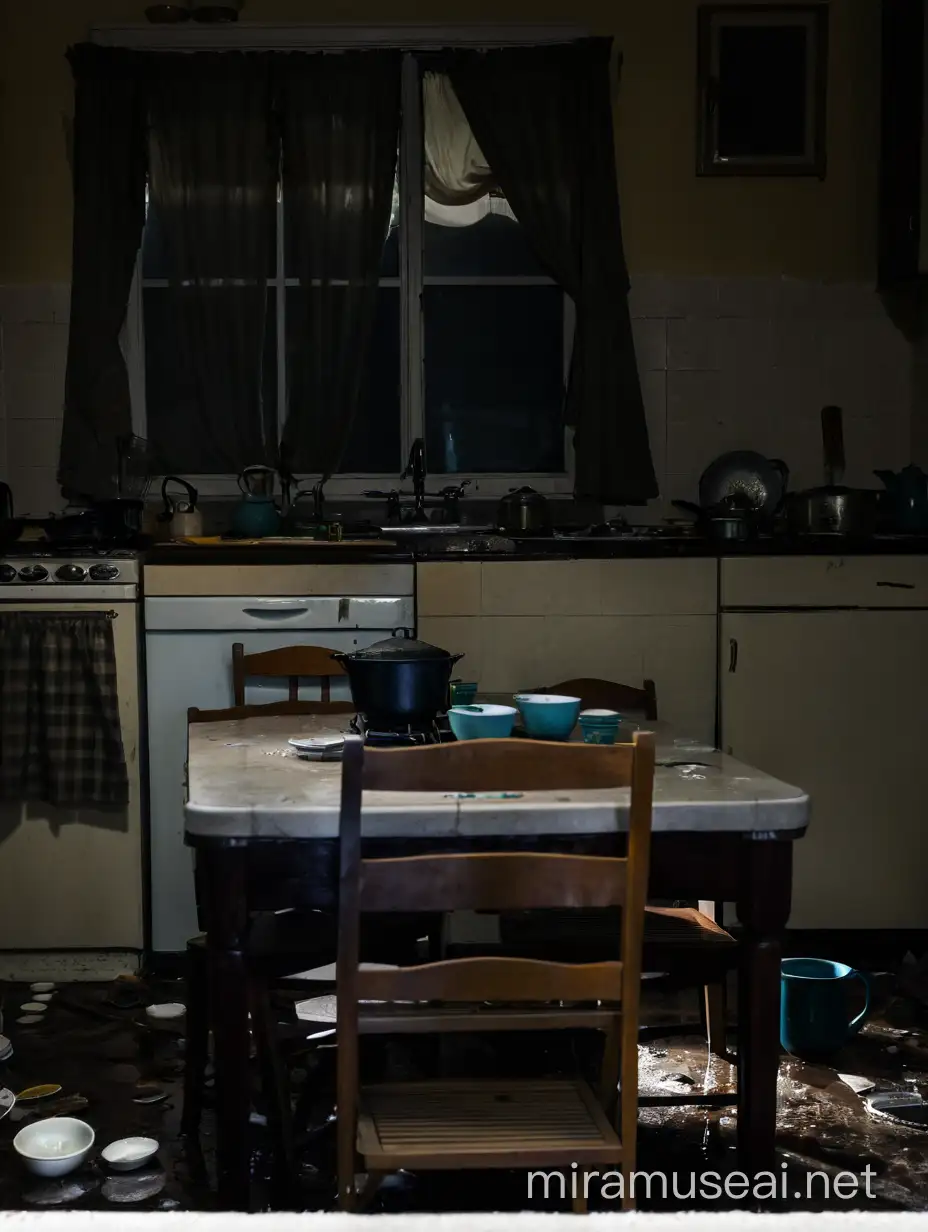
[0,601,143,952]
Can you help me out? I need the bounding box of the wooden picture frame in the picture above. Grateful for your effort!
[697,4,828,177]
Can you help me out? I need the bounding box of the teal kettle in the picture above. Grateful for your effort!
[231,465,280,538]
[874,466,928,532]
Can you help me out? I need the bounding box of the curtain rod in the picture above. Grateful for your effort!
[89,23,590,52]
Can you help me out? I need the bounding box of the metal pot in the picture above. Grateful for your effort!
[785,487,877,537]
[331,630,464,725]
[672,498,757,541]
[497,486,551,535]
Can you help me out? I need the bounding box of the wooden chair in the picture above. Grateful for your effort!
[333,733,656,1212]
[519,676,734,1070]
[231,642,348,707]
[182,699,352,1142]
[530,676,658,722]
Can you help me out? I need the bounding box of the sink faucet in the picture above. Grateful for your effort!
[402,438,427,521]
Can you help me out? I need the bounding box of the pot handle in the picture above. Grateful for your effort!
[391,627,414,640]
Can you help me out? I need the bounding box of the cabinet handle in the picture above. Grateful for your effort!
[728,637,738,673]
[877,581,915,590]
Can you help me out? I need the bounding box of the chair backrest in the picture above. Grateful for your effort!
[530,676,658,722]
[231,641,347,706]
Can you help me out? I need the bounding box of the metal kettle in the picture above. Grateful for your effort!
[497,486,551,535]
[158,476,203,539]
[874,466,928,532]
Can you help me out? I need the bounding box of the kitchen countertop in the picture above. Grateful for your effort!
[185,713,809,842]
[145,536,928,565]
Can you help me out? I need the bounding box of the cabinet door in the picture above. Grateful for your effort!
[722,610,928,929]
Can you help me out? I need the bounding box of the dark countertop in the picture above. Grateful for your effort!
[142,536,928,566]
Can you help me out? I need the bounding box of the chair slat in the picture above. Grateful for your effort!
[357,955,623,1004]
[232,641,346,707]
[363,737,635,793]
[359,851,628,912]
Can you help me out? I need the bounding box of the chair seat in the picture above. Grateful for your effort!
[499,906,736,975]
[357,1078,622,1170]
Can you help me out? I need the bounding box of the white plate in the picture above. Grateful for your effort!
[145,1002,185,1021]
[289,735,345,752]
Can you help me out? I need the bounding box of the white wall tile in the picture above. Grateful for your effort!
[3,323,68,374]
[667,318,720,371]
[13,467,64,517]
[631,317,666,371]
[0,285,57,324]
[4,363,65,419]
[7,418,62,471]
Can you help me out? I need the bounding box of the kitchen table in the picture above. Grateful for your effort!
[185,715,808,1209]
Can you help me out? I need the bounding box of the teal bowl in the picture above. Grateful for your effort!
[579,708,621,745]
[513,693,582,741]
[448,704,517,741]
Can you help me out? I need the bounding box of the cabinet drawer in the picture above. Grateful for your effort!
[721,555,928,608]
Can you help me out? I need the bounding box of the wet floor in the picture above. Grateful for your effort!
[2,971,928,1213]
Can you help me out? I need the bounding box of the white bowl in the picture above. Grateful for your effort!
[102,1136,160,1171]
[14,1117,95,1177]
[145,1002,185,1021]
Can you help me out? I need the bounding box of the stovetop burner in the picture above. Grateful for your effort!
[351,713,449,747]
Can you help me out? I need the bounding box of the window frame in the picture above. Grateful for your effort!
[105,23,585,498]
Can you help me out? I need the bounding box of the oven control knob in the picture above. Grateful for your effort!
[0,564,17,583]
[18,564,48,582]
[88,564,120,581]
[55,563,87,582]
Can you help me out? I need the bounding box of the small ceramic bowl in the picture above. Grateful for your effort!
[448,704,517,741]
[579,708,622,745]
[14,1117,95,1177]
[513,693,581,741]
[102,1136,160,1172]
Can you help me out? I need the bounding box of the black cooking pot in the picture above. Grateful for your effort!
[331,630,464,725]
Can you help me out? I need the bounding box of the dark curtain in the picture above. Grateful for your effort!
[148,53,278,472]
[60,45,148,501]
[450,39,657,504]
[279,51,401,478]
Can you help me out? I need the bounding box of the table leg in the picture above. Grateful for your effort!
[201,847,251,1210]
[736,839,792,1179]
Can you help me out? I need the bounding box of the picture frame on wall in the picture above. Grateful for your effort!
[697,3,828,177]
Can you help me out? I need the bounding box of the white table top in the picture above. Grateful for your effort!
[185,715,809,842]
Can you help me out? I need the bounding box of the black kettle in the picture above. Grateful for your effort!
[497,486,551,535]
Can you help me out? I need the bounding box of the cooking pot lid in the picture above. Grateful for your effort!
[352,633,452,660]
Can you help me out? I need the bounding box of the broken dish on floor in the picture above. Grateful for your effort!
[0,1036,12,1062]
[17,1084,62,1103]
[30,983,56,994]
[288,734,345,760]
[102,1136,160,1171]
[20,1002,48,1014]
[0,1089,15,1120]
[145,1003,185,1021]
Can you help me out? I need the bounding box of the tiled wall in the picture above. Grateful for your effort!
[0,278,915,519]
[627,276,914,521]
[0,284,71,516]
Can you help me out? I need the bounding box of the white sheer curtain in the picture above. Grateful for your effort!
[423,72,516,228]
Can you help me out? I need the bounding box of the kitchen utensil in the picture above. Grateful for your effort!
[786,407,878,537]
[780,957,870,1058]
[513,693,581,741]
[115,434,154,502]
[579,709,621,745]
[497,486,551,535]
[331,631,464,726]
[672,498,756,541]
[158,477,203,540]
[232,466,280,538]
[102,1137,160,1172]
[92,499,144,543]
[13,1117,95,1177]
[698,451,789,516]
[874,465,928,532]
[448,704,517,741]
[449,681,478,706]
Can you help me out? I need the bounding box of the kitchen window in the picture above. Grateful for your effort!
[124,44,575,498]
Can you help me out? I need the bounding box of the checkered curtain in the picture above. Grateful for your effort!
[0,612,128,807]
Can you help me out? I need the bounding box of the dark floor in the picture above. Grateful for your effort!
[3,968,928,1213]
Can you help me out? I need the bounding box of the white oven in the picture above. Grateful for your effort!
[0,554,143,962]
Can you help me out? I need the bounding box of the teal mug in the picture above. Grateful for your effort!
[780,957,870,1058]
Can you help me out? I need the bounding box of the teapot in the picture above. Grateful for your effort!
[874,466,928,533]
[231,465,280,538]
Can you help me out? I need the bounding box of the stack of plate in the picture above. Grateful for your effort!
[288,735,345,761]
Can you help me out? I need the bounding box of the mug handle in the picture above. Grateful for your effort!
[847,969,871,1036]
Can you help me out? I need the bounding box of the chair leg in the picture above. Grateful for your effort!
[181,942,210,1139]
[252,983,296,1207]
[599,1016,621,1123]
[572,1189,588,1214]
[704,981,728,1061]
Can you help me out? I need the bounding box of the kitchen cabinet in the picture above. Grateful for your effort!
[721,557,928,928]
[418,560,717,744]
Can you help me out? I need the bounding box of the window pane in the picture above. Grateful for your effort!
[423,211,547,277]
[285,286,400,474]
[424,285,565,474]
[285,169,399,279]
[142,196,278,280]
[143,288,277,473]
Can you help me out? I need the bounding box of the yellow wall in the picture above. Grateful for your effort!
[0,0,881,284]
